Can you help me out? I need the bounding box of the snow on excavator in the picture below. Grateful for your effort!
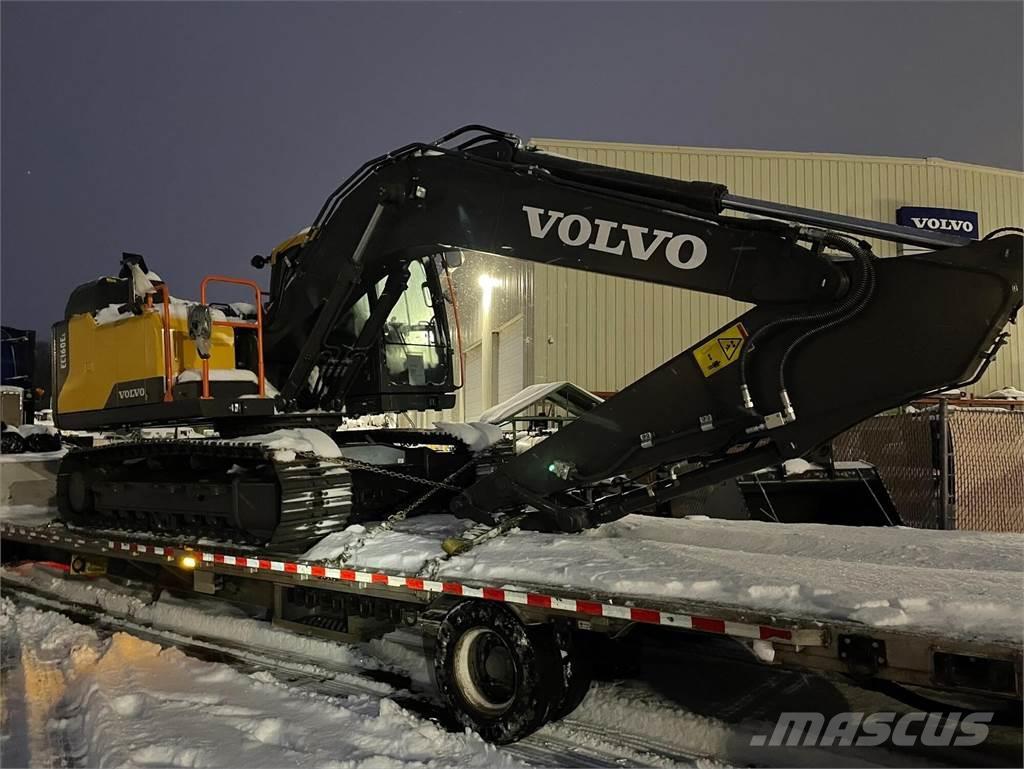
[50,126,1022,549]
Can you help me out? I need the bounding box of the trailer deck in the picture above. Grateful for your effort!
[2,494,1022,743]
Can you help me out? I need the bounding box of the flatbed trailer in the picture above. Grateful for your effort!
[2,515,1021,744]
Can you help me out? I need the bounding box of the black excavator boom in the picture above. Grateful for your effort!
[51,125,1022,544]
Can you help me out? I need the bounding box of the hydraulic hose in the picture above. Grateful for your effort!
[777,237,876,400]
[738,232,876,418]
[983,226,1024,240]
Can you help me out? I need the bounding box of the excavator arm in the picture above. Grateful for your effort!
[258,126,1021,529]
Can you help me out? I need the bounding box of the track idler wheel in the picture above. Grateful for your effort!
[65,470,95,515]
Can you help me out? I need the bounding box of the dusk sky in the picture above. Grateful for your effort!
[3,1,1022,332]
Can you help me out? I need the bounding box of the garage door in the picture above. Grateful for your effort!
[463,345,482,421]
[497,316,524,404]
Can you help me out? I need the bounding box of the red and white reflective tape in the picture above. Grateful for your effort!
[2,523,176,557]
[108,541,174,557]
[194,549,815,646]
[1,523,820,647]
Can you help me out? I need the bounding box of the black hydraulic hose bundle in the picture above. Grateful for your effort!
[738,232,877,419]
[777,238,876,392]
[313,127,519,233]
[983,226,1024,240]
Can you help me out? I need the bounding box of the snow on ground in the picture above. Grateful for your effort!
[0,564,380,675]
[0,599,525,769]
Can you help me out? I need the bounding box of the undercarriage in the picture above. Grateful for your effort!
[56,429,481,552]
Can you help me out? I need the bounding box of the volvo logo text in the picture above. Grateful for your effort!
[910,217,975,234]
[522,206,707,269]
[118,387,147,400]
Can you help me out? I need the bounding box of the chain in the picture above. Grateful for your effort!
[312,454,465,491]
[421,511,529,579]
[333,457,478,564]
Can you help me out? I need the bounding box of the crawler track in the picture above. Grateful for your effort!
[56,439,354,552]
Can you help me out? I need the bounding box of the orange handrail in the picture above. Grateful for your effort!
[146,285,175,402]
[199,276,266,400]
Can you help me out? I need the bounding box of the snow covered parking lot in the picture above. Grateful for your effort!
[0,598,526,769]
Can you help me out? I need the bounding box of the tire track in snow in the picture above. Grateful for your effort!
[3,585,703,768]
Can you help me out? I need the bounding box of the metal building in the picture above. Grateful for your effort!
[426,138,1023,424]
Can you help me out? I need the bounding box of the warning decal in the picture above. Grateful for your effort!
[693,322,748,377]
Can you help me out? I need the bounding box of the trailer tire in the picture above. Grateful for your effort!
[434,600,564,744]
[549,624,593,721]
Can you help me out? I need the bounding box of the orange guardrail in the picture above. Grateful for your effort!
[199,276,266,400]
[146,285,175,403]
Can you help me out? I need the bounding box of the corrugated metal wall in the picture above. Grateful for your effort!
[529,138,1023,396]
[409,250,532,427]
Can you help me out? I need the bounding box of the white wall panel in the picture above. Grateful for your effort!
[462,345,482,421]
[497,315,524,403]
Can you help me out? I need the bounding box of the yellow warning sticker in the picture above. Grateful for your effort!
[693,322,748,377]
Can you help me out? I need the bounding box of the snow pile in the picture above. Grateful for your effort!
[178,369,259,384]
[436,516,1024,643]
[434,421,504,452]
[303,514,475,567]
[1,565,379,671]
[93,299,228,327]
[12,423,56,439]
[176,368,280,397]
[757,458,873,477]
[0,504,56,526]
[228,301,258,318]
[340,413,399,430]
[0,599,526,769]
[0,446,66,464]
[235,428,342,462]
[985,386,1024,400]
[477,381,603,425]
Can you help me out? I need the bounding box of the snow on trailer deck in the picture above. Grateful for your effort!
[3,497,1022,646]
[302,514,1024,644]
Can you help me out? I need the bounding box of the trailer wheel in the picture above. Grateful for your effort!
[549,624,593,721]
[434,601,564,744]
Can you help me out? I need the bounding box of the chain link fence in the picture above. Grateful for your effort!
[835,405,1024,532]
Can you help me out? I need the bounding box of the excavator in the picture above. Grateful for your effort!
[51,126,1022,550]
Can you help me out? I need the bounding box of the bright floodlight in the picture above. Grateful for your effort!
[478,274,501,289]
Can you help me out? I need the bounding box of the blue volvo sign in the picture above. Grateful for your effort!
[897,206,979,239]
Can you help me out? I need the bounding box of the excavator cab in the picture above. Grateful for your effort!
[342,257,457,415]
[260,230,457,416]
